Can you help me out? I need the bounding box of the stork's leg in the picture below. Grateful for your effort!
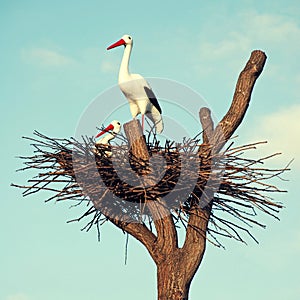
[142,114,145,132]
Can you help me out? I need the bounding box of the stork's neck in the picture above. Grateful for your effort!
[100,132,115,144]
[118,44,132,82]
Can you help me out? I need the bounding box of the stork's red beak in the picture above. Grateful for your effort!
[95,123,114,138]
[107,38,126,50]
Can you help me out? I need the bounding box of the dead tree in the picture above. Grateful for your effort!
[13,50,289,300]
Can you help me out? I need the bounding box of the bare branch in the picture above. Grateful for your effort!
[199,107,214,144]
[212,50,267,153]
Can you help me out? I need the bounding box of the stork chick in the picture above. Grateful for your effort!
[95,120,121,145]
[95,120,121,157]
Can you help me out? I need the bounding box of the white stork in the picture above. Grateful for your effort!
[107,34,163,133]
[95,120,121,145]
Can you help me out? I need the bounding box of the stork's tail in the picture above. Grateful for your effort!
[154,117,163,134]
[146,111,164,134]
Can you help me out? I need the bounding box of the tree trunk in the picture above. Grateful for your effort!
[157,258,190,300]
[156,251,205,300]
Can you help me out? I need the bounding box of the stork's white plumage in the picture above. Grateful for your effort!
[95,120,121,145]
[107,34,163,133]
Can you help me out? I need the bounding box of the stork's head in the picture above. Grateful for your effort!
[107,34,133,50]
[95,120,121,138]
[111,120,122,133]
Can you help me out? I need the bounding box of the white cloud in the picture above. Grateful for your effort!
[5,293,29,300]
[243,11,300,43]
[196,10,300,63]
[22,47,75,67]
[198,33,250,60]
[247,104,300,169]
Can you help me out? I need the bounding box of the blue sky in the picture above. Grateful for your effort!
[1,0,300,299]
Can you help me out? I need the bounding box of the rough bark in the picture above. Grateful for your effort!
[123,119,150,161]
[119,50,267,300]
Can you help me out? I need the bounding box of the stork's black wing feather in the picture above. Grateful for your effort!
[144,86,162,114]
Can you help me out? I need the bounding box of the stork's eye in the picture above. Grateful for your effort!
[117,122,120,125]
[128,36,131,40]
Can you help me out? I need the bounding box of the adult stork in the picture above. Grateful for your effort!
[95,120,121,145]
[107,34,163,133]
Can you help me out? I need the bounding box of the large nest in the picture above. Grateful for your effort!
[13,131,289,247]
